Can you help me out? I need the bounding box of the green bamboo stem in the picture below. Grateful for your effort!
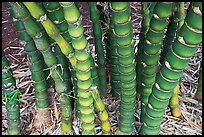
[88,2,107,96]
[2,49,21,135]
[42,2,77,96]
[10,2,73,132]
[22,2,77,67]
[140,2,173,122]
[136,2,155,123]
[140,2,202,135]
[60,2,111,134]
[43,2,74,132]
[110,2,136,134]
[160,2,185,118]
[108,3,122,97]
[6,2,52,131]
[14,16,50,110]
[59,2,95,134]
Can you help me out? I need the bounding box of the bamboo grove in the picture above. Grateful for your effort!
[2,2,202,135]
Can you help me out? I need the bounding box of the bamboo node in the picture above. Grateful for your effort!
[2,66,10,74]
[153,14,160,19]
[67,15,82,27]
[34,32,43,39]
[66,52,74,59]
[19,40,27,46]
[185,21,202,33]
[90,86,97,91]
[37,14,47,22]
[12,17,18,22]
[193,6,202,16]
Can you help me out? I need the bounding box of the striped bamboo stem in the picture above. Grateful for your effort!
[10,2,73,132]
[140,2,202,135]
[43,2,74,132]
[60,2,111,134]
[140,2,173,122]
[15,20,53,129]
[108,3,123,97]
[2,50,21,135]
[160,2,185,118]
[6,2,53,131]
[136,2,151,96]
[136,2,156,123]
[110,2,136,134]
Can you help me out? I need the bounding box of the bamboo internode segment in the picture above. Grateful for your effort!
[140,2,202,135]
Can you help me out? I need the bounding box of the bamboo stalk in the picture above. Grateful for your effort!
[2,49,21,135]
[10,2,73,132]
[140,2,202,135]
[139,2,173,123]
[110,2,136,135]
[88,2,107,96]
[60,2,111,134]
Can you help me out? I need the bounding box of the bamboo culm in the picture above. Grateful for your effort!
[140,2,202,135]
[88,2,107,96]
[2,49,21,135]
[110,2,136,134]
[139,2,173,124]
[136,2,156,123]
[60,2,111,135]
[10,2,73,133]
[43,2,74,132]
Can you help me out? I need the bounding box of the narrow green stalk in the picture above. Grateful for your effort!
[2,50,21,135]
[88,2,107,96]
[177,2,185,29]
[140,2,202,135]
